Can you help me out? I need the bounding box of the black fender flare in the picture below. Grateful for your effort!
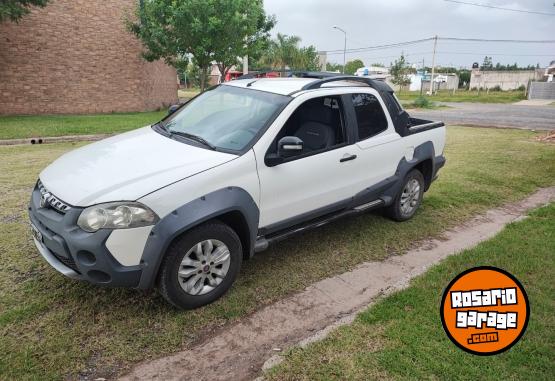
[137,187,259,289]
[382,141,441,203]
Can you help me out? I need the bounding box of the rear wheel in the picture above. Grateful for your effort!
[385,169,424,221]
[158,221,242,309]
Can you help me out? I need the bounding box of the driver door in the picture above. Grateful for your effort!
[254,94,366,230]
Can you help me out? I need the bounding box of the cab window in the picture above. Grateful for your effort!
[269,95,347,158]
[351,93,388,140]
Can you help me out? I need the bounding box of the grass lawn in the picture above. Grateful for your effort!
[266,203,555,380]
[0,127,554,379]
[0,111,166,140]
[397,89,526,104]
[178,88,201,99]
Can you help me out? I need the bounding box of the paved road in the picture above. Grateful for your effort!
[410,102,555,131]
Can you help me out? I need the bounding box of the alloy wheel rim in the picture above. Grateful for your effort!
[177,239,231,295]
[400,178,421,215]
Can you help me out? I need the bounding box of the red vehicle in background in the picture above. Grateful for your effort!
[225,71,281,81]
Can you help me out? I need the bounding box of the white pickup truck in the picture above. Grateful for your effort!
[29,74,446,309]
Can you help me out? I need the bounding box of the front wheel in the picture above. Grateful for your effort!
[385,169,425,222]
[157,221,242,309]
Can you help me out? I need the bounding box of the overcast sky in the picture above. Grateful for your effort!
[264,0,555,68]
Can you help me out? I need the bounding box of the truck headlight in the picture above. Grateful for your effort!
[77,202,159,232]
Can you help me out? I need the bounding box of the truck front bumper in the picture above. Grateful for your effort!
[29,184,144,288]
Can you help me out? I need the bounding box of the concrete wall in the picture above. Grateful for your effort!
[469,69,543,91]
[528,82,555,100]
[0,0,178,115]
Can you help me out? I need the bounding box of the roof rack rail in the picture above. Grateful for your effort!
[300,74,379,91]
[237,70,343,81]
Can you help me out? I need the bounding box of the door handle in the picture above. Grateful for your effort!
[340,154,357,163]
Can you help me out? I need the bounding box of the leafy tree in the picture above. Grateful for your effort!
[258,33,319,72]
[481,56,493,71]
[326,62,343,72]
[390,54,411,91]
[344,59,365,75]
[260,33,301,70]
[130,0,275,91]
[0,0,49,23]
[211,1,275,83]
[292,45,320,71]
[458,69,471,88]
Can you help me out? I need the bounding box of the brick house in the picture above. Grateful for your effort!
[0,0,178,115]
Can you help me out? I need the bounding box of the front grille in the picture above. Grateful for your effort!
[51,251,80,274]
[37,180,72,214]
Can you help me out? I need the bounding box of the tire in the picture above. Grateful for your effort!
[157,221,242,310]
[385,169,425,222]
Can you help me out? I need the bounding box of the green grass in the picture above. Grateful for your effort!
[1,127,554,379]
[397,89,526,104]
[178,88,201,99]
[266,203,555,380]
[0,111,166,140]
[402,96,451,110]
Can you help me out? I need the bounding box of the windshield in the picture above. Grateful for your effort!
[163,85,290,152]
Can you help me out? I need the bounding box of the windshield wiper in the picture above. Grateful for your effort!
[153,121,170,134]
[170,131,217,151]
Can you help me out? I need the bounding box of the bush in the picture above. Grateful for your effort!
[490,85,502,92]
[517,85,526,91]
[413,96,431,108]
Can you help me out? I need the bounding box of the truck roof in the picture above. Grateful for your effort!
[223,78,318,96]
[222,74,395,97]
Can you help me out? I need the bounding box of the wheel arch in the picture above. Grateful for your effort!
[413,158,434,191]
[137,187,259,289]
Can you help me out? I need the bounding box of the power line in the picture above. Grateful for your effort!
[325,37,434,54]
[435,51,554,57]
[443,0,555,16]
[324,36,555,54]
[439,37,555,43]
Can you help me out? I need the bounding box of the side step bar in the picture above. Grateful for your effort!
[254,199,385,253]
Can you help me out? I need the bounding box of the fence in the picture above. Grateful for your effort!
[528,82,555,100]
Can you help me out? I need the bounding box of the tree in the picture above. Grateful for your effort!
[130,0,275,91]
[458,69,471,88]
[344,59,365,75]
[371,62,385,68]
[211,0,275,83]
[481,56,493,71]
[390,54,411,92]
[326,62,343,72]
[258,33,319,72]
[293,46,320,71]
[0,0,49,23]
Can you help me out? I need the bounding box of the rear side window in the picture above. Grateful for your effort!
[351,93,388,140]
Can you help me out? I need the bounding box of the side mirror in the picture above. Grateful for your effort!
[167,104,181,116]
[265,136,304,167]
[278,136,304,157]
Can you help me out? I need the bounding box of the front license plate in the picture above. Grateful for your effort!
[30,222,43,243]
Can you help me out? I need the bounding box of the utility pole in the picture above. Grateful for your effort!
[420,58,425,96]
[429,35,438,95]
[333,26,347,74]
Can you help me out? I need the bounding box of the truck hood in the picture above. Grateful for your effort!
[40,126,237,206]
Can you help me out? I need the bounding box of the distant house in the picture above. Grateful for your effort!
[545,60,555,82]
[355,66,390,80]
[0,0,178,115]
[420,73,460,92]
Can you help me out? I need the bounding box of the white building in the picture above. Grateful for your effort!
[355,66,390,80]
